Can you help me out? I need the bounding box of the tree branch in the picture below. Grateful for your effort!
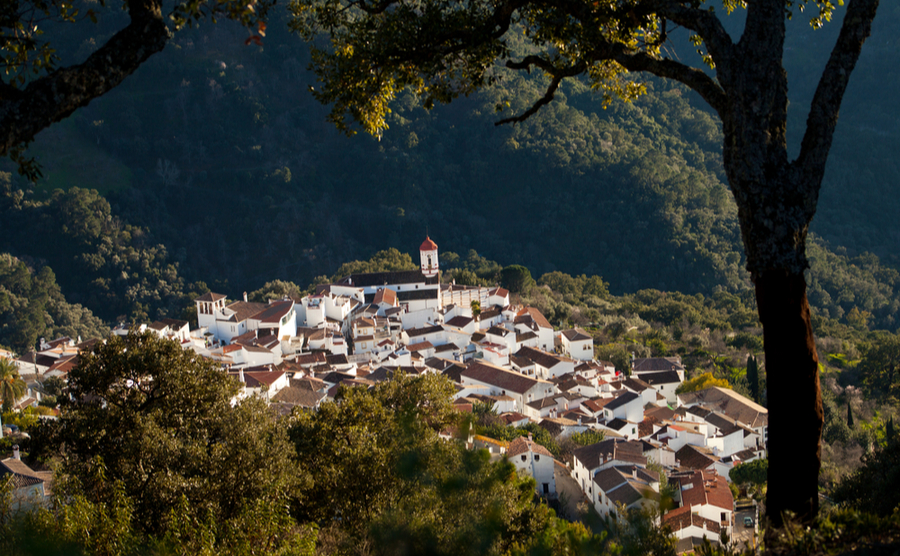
[648,0,734,68]
[795,0,880,179]
[617,51,727,115]
[495,57,586,125]
[0,0,170,156]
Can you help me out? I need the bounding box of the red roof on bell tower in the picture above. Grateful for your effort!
[420,236,438,251]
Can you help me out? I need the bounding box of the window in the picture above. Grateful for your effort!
[542,483,549,494]
[521,455,527,462]
[534,455,540,461]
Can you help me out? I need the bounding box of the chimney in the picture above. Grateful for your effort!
[239,368,245,384]
[243,291,248,302]
[632,466,637,479]
[13,445,20,460]
[528,432,533,442]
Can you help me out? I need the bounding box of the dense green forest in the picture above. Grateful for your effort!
[0,5,898,335]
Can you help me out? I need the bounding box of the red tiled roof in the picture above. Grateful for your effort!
[508,436,554,458]
[420,236,438,251]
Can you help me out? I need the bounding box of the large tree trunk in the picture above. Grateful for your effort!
[755,270,823,526]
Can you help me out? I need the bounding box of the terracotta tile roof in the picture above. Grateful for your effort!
[623,377,653,392]
[572,439,647,471]
[445,316,473,328]
[1,458,47,489]
[638,417,658,438]
[633,357,685,373]
[499,412,530,425]
[561,328,592,342]
[420,236,438,251]
[373,288,398,306]
[407,341,435,352]
[638,370,682,385]
[672,469,733,512]
[407,325,444,338]
[593,466,659,507]
[461,361,547,395]
[252,300,294,323]
[243,370,285,386]
[514,307,552,329]
[675,445,718,471]
[295,352,328,367]
[527,397,558,410]
[46,355,78,374]
[583,397,615,414]
[507,436,554,458]
[677,387,768,428]
[515,346,569,369]
[663,505,721,534]
[271,386,325,407]
[604,391,640,411]
[224,301,268,323]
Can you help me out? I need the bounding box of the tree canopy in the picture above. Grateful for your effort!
[34,332,301,536]
[289,0,882,524]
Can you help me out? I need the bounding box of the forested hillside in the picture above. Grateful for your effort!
[0,5,898,332]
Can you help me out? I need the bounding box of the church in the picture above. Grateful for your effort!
[331,236,443,313]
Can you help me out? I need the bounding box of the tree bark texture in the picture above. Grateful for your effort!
[0,0,170,156]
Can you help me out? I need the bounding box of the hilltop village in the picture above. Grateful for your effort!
[6,237,767,552]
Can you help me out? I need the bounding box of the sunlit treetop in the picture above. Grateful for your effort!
[288,0,850,138]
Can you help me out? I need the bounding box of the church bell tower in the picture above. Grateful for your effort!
[420,236,439,278]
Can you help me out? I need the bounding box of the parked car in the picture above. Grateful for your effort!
[6,424,19,434]
[744,516,754,528]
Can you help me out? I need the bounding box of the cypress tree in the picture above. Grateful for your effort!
[747,355,759,403]
[887,416,895,442]
[848,400,855,429]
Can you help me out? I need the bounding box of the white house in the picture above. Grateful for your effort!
[1,455,51,512]
[677,387,768,452]
[508,435,556,498]
[601,391,644,423]
[667,469,734,541]
[515,346,575,380]
[591,465,660,519]
[459,361,557,414]
[513,307,555,351]
[559,328,594,361]
[570,439,648,500]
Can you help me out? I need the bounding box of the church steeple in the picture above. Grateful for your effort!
[420,236,439,278]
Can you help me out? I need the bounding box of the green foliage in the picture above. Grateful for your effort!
[675,372,732,395]
[1,409,37,431]
[500,265,535,294]
[288,372,555,554]
[0,186,202,324]
[328,248,418,281]
[40,376,66,398]
[857,332,900,403]
[249,279,305,302]
[477,421,561,458]
[833,436,900,517]
[0,252,106,352]
[728,459,768,486]
[569,429,606,447]
[0,358,25,411]
[35,332,301,537]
